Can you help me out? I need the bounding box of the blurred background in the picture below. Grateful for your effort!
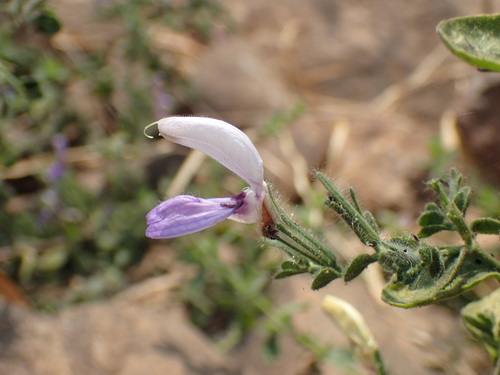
[1,0,500,374]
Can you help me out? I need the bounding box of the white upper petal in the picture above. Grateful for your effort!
[157,116,264,194]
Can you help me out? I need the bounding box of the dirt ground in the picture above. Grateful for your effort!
[2,0,500,374]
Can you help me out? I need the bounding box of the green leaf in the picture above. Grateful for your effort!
[316,172,380,245]
[263,333,280,361]
[419,245,444,280]
[280,261,303,271]
[382,249,500,308]
[32,10,61,36]
[424,202,442,212]
[363,211,380,234]
[344,253,377,282]
[471,217,500,234]
[437,15,500,71]
[462,288,500,364]
[275,269,307,279]
[311,268,342,290]
[418,211,446,226]
[454,187,471,214]
[349,188,363,214]
[428,247,445,280]
[417,224,451,238]
[463,314,492,334]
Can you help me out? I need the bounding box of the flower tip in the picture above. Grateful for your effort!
[144,121,160,139]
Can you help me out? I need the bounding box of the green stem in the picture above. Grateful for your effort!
[428,179,450,207]
[373,349,389,375]
[447,202,475,247]
[494,354,500,375]
[316,172,379,246]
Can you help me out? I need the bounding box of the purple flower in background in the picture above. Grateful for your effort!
[145,116,267,239]
[45,134,68,182]
[39,134,68,226]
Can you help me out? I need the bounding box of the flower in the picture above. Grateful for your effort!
[145,116,267,239]
[321,295,378,351]
[45,134,68,182]
[322,295,383,370]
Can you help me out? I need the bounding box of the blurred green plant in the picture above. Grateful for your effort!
[98,0,228,45]
[176,223,359,373]
[0,0,228,307]
[462,288,500,372]
[476,186,500,219]
[0,2,333,368]
[177,228,275,350]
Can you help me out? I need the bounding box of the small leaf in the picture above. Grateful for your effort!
[275,269,307,279]
[32,10,61,36]
[311,268,342,290]
[349,188,363,214]
[450,168,463,193]
[424,202,442,212]
[417,224,451,238]
[418,211,446,227]
[454,187,471,214]
[418,244,444,280]
[463,315,492,334]
[427,179,444,195]
[344,254,377,282]
[437,15,500,71]
[263,333,280,360]
[363,211,379,234]
[471,217,500,234]
[428,247,445,280]
[281,261,302,271]
[462,288,500,363]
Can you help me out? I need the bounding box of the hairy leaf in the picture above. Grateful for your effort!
[437,15,500,71]
[311,268,342,290]
[344,253,377,282]
[471,217,500,235]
